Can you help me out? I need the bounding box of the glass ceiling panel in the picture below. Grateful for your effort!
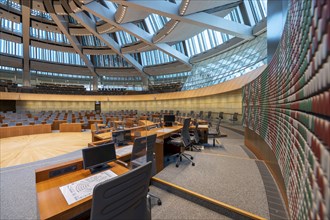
[182,33,267,90]
[144,14,171,34]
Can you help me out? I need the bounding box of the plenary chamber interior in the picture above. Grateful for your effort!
[0,0,329,219]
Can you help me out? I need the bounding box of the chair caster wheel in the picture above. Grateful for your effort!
[157,200,162,206]
[176,164,179,167]
[191,156,193,159]
[192,163,195,166]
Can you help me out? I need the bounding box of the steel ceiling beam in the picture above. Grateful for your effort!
[82,1,192,68]
[22,0,31,86]
[61,0,148,80]
[111,0,253,39]
[44,0,98,78]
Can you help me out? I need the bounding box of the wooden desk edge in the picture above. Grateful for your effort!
[36,158,84,183]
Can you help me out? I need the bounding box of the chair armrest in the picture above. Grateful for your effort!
[116,159,129,168]
[170,133,181,139]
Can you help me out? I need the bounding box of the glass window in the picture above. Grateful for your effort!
[30,46,86,66]
[0,39,23,57]
[182,33,267,90]
[145,14,171,34]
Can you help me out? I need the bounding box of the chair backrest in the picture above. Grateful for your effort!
[207,111,212,118]
[131,134,157,170]
[233,112,238,120]
[219,112,224,119]
[215,119,221,133]
[90,162,152,220]
[181,118,192,148]
[94,122,99,132]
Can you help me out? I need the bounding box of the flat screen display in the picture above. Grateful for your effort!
[82,143,116,173]
[164,115,175,123]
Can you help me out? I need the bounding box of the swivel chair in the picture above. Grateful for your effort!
[168,118,195,167]
[229,112,238,124]
[119,134,162,206]
[191,122,203,151]
[206,118,223,147]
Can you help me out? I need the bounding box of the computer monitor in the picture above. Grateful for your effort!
[164,114,175,127]
[112,130,131,146]
[82,143,116,174]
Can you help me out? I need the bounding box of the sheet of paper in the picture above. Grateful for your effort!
[156,128,175,133]
[59,170,118,205]
[198,125,208,128]
[116,145,133,157]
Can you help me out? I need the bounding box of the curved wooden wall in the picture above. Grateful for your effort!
[0,66,264,102]
[243,1,329,219]
[1,66,265,117]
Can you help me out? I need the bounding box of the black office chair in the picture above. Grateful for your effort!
[168,118,195,167]
[90,162,152,220]
[190,122,202,152]
[218,112,224,120]
[206,118,223,147]
[229,112,238,124]
[198,111,203,119]
[130,134,162,206]
[206,111,212,126]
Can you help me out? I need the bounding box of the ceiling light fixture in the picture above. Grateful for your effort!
[180,0,190,16]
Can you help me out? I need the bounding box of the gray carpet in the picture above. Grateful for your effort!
[0,150,83,220]
[202,127,250,159]
[150,186,232,220]
[156,153,270,219]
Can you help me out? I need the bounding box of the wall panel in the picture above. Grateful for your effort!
[243,0,329,219]
[15,90,242,121]
[16,101,95,112]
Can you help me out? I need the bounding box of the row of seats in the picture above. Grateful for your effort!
[148,82,183,93]
[0,79,18,92]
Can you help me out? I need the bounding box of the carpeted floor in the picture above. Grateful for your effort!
[0,150,83,220]
[149,186,231,219]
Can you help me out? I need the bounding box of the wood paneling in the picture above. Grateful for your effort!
[0,66,264,102]
[0,124,51,139]
[0,67,265,116]
[59,123,82,132]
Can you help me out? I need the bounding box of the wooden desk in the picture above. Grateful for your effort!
[0,124,51,138]
[59,123,82,132]
[93,123,157,142]
[194,124,209,143]
[197,119,208,125]
[90,123,106,131]
[52,120,66,130]
[138,120,156,126]
[88,120,103,129]
[36,160,128,220]
[135,126,182,173]
[94,125,182,173]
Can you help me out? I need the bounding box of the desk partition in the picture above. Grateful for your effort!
[0,124,51,138]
